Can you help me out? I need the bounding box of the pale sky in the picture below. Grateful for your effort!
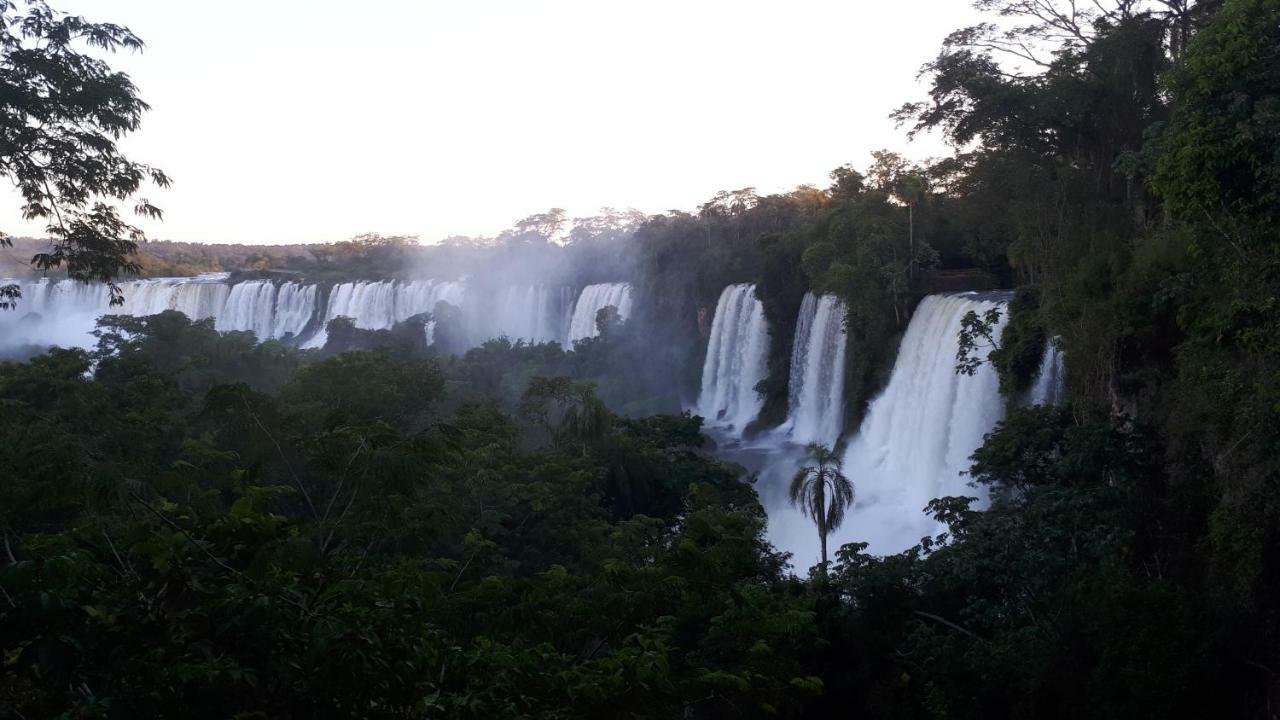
[1,0,983,245]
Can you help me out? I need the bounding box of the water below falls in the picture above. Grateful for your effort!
[743,293,1014,568]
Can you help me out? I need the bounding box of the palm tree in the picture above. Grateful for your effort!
[789,442,855,572]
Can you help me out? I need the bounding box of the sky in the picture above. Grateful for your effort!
[1,0,984,245]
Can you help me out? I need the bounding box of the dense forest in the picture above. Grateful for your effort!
[3,0,1280,717]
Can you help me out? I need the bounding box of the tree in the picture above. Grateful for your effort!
[788,442,854,573]
[955,305,1003,376]
[0,1,169,309]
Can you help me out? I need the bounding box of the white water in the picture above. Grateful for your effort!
[0,275,233,350]
[464,284,574,347]
[779,293,848,446]
[695,284,770,435]
[1027,340,1066,406]
[817,293,1009,558]
[305,279,470,348]
[216,281,277,339]
[271,283,320,340]
[567,283,633,343]
[1,278,113,349]
[0,275,477,352]
[119,276,231,321]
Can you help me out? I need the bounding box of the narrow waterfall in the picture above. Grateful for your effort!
[818,292,1009,556]
[1027,340,1065,406]
[696,284,770,434]
[780,293,848,447]
[216,280,277,339]
[567,283,633,343]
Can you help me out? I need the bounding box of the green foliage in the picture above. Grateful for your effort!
[987,287,1047,396]
[955,306,1003,376]
[1154,0,1280,224]
[0,312,822,718]
[0,1,169,305]
[9,0,1280,715]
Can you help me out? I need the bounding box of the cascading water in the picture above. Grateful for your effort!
[695,283,770,434]
[303,281,397,348]
[216,280,278,339]
[0,274,491,353]
[779,293,848,447]
[395,279,466,345]
[271,282,319,340]
[1027,340,1065,406]
[809,292,1009,559]
[395,280,465,323]
[567,283,633,343]
[467,284,574,346]
[120,276,231,320]
[0,278,112,350]
[330,281,400,330]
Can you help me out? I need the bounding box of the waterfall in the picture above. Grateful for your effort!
[0,275,480,352]
[780,293,848,447]
[120,276,230,321]
[820,292,1009,556]
[1027,340,1065,406]
[696,284,770,434]
[332,281,400,330]
[468,284,574,346]
[0,278,112,350]
[216,280,277,339]
[567,283,633,343]
[271,282,319,340]
[0,275,240,352]
[394,279,466,323]
[1,275,600,354]
[303,281,396,348]
[395,279,466,345]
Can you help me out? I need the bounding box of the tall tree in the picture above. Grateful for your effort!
[788,442,855,572]
[0,0,169,309]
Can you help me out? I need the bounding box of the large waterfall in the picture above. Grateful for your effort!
[779,293,848,446]
[3,275,654,354]
[822,293,1009,557]
[696,284,770,435]
[0,275,480,353]
[1,276,233,350]
[567,283,633,343]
